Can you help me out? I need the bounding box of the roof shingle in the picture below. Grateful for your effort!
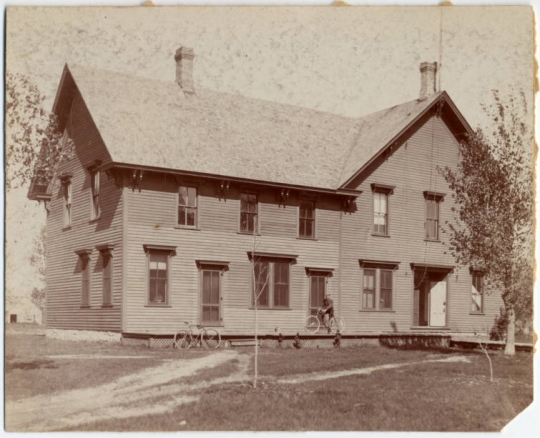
[64,64,444,190]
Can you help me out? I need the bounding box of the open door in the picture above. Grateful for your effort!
[429,281,447,327]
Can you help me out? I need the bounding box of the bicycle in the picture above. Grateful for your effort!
[305,309,345,334]
[174,321,221,349]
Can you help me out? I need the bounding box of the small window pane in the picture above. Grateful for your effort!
[363,269,376,309]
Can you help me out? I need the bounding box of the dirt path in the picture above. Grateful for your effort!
[277,355,471,384]
[5,349,244,432]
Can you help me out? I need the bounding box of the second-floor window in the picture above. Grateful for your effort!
[299,200,315,238]
[63,178,72,227]
[371,184,394,236]
[424,191,444,240]
[240,193,258,233]
[425,199,439,240]
[90,170,100,220]
[373,192,388,235]
[178,185,197,227]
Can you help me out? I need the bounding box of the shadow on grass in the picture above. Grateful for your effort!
[5,360,59,372]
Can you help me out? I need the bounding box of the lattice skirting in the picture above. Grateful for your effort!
[146,336,380,349]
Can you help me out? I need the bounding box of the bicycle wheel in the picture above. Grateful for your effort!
[174,330,192,349]
[329,317,345,334]
[201,329,221,349]
[305,316,320,334]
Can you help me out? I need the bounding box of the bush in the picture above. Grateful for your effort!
[490,307,508,341]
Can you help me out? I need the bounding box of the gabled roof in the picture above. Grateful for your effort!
[52,64,472,192]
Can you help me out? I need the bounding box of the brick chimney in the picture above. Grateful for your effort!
[419,62,438,101]
[175,46,195,94]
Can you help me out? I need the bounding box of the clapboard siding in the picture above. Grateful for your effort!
[340,115,502,333]
[45,91,123,332]
[123,175,342,335]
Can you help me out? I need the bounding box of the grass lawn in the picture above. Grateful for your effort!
[4,333,209,401]
[57,346,533,432]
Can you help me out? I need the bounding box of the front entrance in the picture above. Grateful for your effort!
[413,270,448,327]
[201,270,221,324]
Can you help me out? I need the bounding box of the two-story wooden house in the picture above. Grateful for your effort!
[28,47,502,339]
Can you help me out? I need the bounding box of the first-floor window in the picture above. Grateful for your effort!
[471,272,484,313]
[362,269,376,309]
[77,251,91,307]
[149,252,168,304]
[361,263,395,310]
[102,252,112,305]
[252,259,290,308]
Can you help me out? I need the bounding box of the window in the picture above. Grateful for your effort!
[90,169,100,220]
[359,260,398,310]
[149,252,168,304]
[252,258,291,309]
[98,245,114,306]
[362,269,376,309]
[299,200,315,238]
[76,249,92,307]
[240,193,258,233]
[371,184,394,236]
[424,191,445,240]
[380,270,393,309]
[144,245,176,306]
[60,174,72,227]
[471,272,484,313]
[373,193,388,235]
[178,185,197,227]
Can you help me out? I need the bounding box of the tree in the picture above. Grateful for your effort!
[440,89,534,356]
[250,216,270,389]
[29,225,47,315]
[6,72,71,191]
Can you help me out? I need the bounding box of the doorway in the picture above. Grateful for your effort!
[413,270,448,327]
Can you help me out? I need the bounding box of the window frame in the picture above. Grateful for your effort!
[143,245,176,307]
[249,252,296,310]
[76,249,92,308]
[371,184,394,237]
[470,271,484,314]
[298,199,316,239]
[239,192,259,234]
[97,244,114,307]
[177,184,198,228]
[423,191,445,241]
[359,259,399,311]
[60,173,73,228]
[90,168,101,220]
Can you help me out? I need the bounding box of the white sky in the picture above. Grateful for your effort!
[2,1,539,436]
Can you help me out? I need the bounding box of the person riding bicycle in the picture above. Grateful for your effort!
[319,294,334,332]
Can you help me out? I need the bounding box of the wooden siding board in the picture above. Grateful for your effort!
[339,115,503,333]
[46,91,123,332]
